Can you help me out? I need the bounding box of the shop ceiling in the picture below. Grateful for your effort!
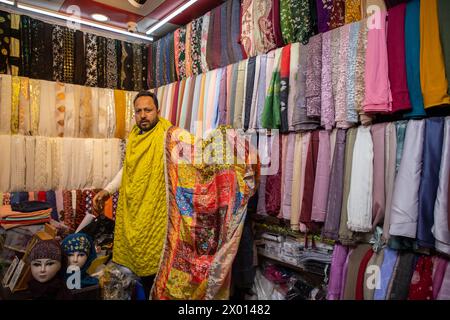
[16,0,225,39]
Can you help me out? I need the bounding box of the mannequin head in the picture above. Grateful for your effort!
[28,240,62,283]
[61,233,96,271]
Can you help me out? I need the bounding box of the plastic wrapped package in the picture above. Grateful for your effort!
[99,262,141,300]
[251,269,285,300]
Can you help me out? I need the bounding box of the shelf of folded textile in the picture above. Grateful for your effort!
[0,203,52,231]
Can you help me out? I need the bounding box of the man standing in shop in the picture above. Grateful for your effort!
[93,91,172,298]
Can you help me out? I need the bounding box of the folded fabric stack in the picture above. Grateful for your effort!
[0,201,52,230]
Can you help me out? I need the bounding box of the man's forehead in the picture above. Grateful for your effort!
[135,96,155,107]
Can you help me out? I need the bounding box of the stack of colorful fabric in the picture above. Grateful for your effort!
[0,202,51,230]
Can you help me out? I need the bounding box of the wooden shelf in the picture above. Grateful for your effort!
[257,251,326,277]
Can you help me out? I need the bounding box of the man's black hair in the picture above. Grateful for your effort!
[133,90,159,110]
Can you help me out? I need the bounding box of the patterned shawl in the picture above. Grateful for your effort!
[152,125,259,300]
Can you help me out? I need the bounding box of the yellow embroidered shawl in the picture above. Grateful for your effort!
[113,117,172,276]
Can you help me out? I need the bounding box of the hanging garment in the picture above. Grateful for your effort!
[363,249,385,300]
[279,134,288,220]
[326,244,349,300]
[300,131,320,229]
[346,21,362,124]
[281,133,295,221]
[78,86,93,138]
[293,43,320,131]
[244,57,257,131]
[85,33,98,87]
[420,0,450,108]
[55,82,65,137]
[191,17,203,76]
[311,131,331,223]
[19,16,31,78]
[407,256,433,300]
[62,28,75,84]
[52,26,64,82]
[229,0,244,63]
[291,0,315,45]
[388,252,417,300]
[338,128,357,245]
[387,4,411,112]
[432,117,450,256]
[263,48,281,129]
[361,0,387,18]
[17,77,30,136]
[287,46,298,131]
[9,13,21,76]
[141,44,148,90]
[345,0,361,23]
[0,75,12,134]
[234,60,247,129]
[0,135,11,192]
[176,26,187,79]
[200,13,210,73]
[219,4,230,68]
[355,20,371,125]
[339,247,352,299]
[30,19,53,81]
[316,0,332,33]
[438,0,450,96]
[404,0,426,118]
[279,45,290,133]
[96,36,107,88]
[363,10,392,113]
[152,126,258,300]
[116,40,123,89]
[320,30,334,130]
[23,137,36,194]
[73,30,86,85]
[240,0,255,58]
[371,123,386,228]
[38,80,57,137]
[168,33,177,83]
[394,120,408,174]
[355,248,374,300]
[280,0,294,44]
[248,56,261,130]
[104,39,118,89]
[122,42,134,91]
[290,133,304,230]
[342,244,372,300]
[28,79,40,136]
[433,257,448,299]
[113,90,126,139]
[207,7,222,70]
[334,24,353,129]
[417,117,445,248]
[131,43,142,89]
[272,0,284,48]
[10,76,19,134]
[306,34,322,119]
[436,261,450,299]
[265,134,282,216]
[373,248,398,300]
[323,129,346,240]
[330,0,345,29]
[389,120,425,239]
[0,11,11,74]
[383,122,397,243]
[347,126,374,232]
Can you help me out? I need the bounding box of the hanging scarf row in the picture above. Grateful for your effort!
[0,74,138,138]
[0,135,125,193]
[0,11,149,91]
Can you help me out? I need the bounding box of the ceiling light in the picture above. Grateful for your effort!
[0,0,15,6]
[146,0,198,35]
[91,13,109,22]
[128,0,147,8]
[17,3,153,41]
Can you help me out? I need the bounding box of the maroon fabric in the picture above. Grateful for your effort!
[38,191,47,202]
[408,256,433,300]
[355,248,375,300]
[387,3,411,112]
[300,131,320,228]
[206,6,222,70]
[265,135,283,216]
[330,0,345,30]
[272,0,284,48]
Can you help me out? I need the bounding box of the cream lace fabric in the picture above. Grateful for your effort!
[0,75,12,134]
[0,135,11,192]
[34,136,53,191]
[10,135,26,192]
[25,136,35,191]
[39,80,57,137]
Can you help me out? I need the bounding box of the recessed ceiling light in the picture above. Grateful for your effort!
[91,13,109,22]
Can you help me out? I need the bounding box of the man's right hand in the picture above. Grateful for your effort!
[93,190,111,215]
